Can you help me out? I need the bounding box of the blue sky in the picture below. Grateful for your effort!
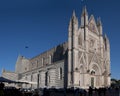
[0,0,120,79]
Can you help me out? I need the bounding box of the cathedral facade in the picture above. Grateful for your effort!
[2,7,111,89]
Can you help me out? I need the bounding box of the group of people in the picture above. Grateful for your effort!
[0,82,39,96]
[88,86,120,96]
[0,82,120,96]
[0,82,4,96]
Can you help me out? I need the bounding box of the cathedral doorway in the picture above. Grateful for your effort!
[90,70,95,88]
[91,77,94,88]
[89,63,101,88]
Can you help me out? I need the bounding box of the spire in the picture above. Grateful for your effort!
[104,34,108,43]
[81,6,88,26]
[104,34,107,50]
[68,10,78,36]
[104,34,110,50]
[105,34,109,43]
[71,10,78,28]
[97,17,103,35]
[105,34,107,38]
[97,17,102,26]
[81,6,88,16]
[72,10,76,18]
[72,10,77,22]
[68,18,72,36]
[2,68,5,73]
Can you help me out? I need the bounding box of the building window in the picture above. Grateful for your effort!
[58,68,62,80]
[60,68,62,80]
[48,76,50,83]
[36,60,39,67]
[37,74,39,88]
[39,74,41,84]
[41,58,44,66]
[31,75,33,88]
[45,72,48,86]
[49,55,51,64]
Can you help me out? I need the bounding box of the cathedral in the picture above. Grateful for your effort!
[2,7,111,89]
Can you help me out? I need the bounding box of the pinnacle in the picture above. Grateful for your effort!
[97,17,102,26]
[82,6,88,16]
[72,10,76,18]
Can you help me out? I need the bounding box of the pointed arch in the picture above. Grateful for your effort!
[89,63,102,87]
[92,64,100,75]
[78,53,86,87]
[89,63,101,75]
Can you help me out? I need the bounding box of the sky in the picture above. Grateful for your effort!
[0,0,120,79]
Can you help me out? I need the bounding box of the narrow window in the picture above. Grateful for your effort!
[58,68,62,80]
[49,55,51,64]
[45,72,48,86]
[60,68,62,80]
[41,58,44,66]
[48,76,50,83]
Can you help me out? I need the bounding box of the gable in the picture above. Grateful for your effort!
[88,15,99,35]
[89,52,100,65]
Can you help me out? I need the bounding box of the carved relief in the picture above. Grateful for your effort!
[88,53,93,64]
[80,57,84,64]
[92,54,99,64]
[89,39,95,48]
[84,54,86,61]
[78,51,82,59]
[89,23,97,33]
[88,52,100,66]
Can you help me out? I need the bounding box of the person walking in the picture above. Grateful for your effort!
[0,82,4,96]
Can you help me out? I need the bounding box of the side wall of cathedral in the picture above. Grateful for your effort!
[16,42,68,89]
[20,60,65,89]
